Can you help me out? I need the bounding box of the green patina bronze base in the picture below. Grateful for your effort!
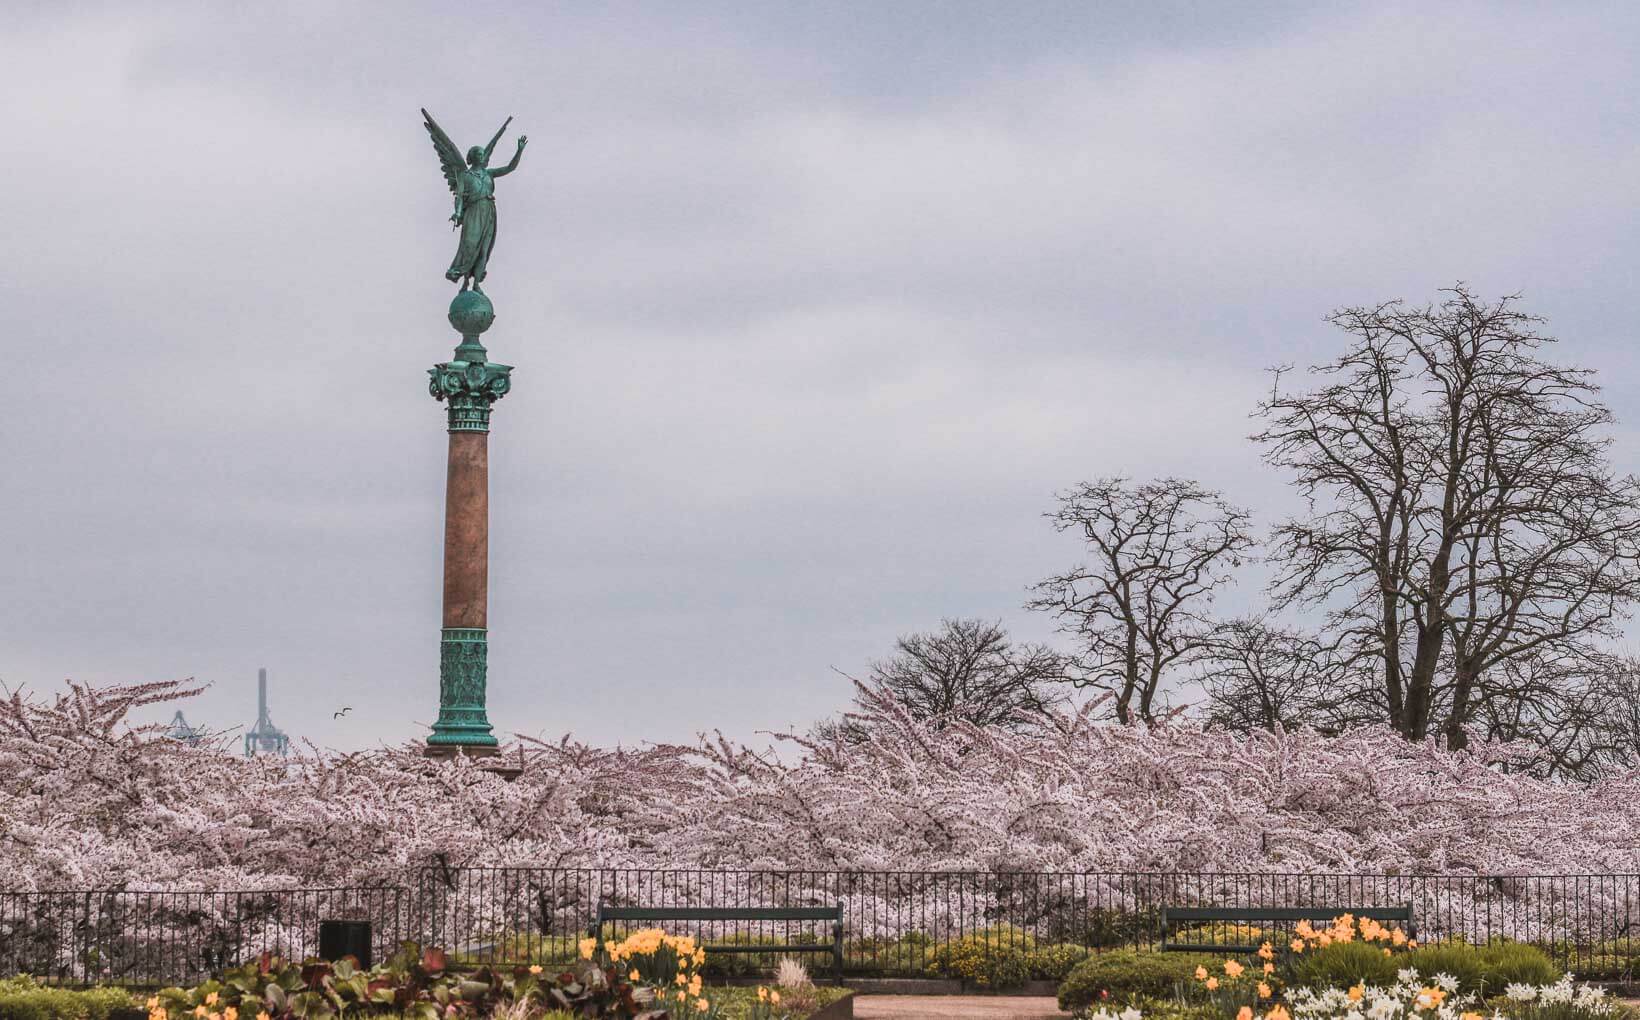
[428,627,498,748]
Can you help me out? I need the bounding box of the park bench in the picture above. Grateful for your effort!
[589,903,846,984]
[1160,904,1416,953]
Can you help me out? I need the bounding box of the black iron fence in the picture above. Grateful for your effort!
[7,870,1640,986]
[0,887,406,986]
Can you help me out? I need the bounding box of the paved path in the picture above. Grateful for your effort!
[853,995,1069,1019]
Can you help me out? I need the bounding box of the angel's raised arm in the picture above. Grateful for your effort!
[490,135,527,178]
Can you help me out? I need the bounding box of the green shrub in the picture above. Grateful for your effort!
[1402,943,1486,992]
[1098,994,1226,1020]
[1393,941,1562,995]
[1288,939,1561,995]
[1474,941,1563,991]
[0,977,133,1020]
[930,930,1032,989]
[1057,950,1219,1013]
[1286,940,1401,990]
[1028,943,1091,981]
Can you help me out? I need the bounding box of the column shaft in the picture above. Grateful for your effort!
[442,431,489,629]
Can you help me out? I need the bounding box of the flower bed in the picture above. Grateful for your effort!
[132,934,847,1020]
[1060,914,1618,1020]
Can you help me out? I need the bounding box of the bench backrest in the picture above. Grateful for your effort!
[1160,904,1415,952]
[1162,905,1414,924]
[595,905,842,923]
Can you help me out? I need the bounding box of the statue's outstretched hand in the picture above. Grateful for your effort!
[518,136,528,149]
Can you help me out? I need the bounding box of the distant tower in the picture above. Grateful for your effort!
[244,667,291,757]
[164,710,205,747]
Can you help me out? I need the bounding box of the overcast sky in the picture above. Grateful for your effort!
[4,2,1639,752]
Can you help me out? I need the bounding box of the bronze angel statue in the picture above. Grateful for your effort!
[421,108,527,293]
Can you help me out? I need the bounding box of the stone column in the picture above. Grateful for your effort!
[426,291,512,753]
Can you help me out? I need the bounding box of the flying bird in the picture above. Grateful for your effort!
[333,707,352,719]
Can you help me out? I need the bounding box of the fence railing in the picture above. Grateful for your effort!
[6,870,1640,986]
[0,887,406,986]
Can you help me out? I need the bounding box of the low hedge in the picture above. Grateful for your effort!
[1285,939,1562,995]
[0,977,135,1020]
[1404,941,1561,994]
[930,931,1031,989]
[1057,950,1220,1013]
[1027,943,1092,981]
[1286,941,1403,990]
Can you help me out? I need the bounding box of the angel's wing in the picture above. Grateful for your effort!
[420,108,465,195]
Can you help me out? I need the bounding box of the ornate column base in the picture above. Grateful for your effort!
[426,627,499,750]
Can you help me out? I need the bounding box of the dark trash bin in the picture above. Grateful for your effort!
[318,919,372,969]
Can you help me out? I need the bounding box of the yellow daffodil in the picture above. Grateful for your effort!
[578,937,597,960]
[223,1008,237,1020]
[204,994,219,1007]
[1206,977,1220,990]
[771,990,781,1005]
[1290,938,1305,953]
[629,969,640,981]
[1267,1006,1291,1020]
[1257,942,1274,960]
[1238,1009,1254,1020]
[1224,960,1245,978]
[694,998,709,1012]
[1347,985,1364,1003]
[1258,982,1272,998]
[1195,966,1209,980]
[758,987,769,1001]
[1263,962,1275,974]
[528,964,543,975]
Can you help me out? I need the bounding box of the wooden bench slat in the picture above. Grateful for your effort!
[596,906,841,922]
[703,944,832,954]
[1159,903,1415,952]
[1163,907,1413,921]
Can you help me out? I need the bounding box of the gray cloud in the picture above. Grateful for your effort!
[4,2,1639,750]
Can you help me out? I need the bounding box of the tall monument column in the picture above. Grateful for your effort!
[416,107,527,756]
[426,294,513,752]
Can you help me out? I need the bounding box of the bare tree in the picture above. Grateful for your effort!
[1589,654,1640,774]
[1029,478,1254,724]
[815,618,1072,741]
[1197,618,1339,733]
[1471,645,1621,779]
[1255,286,1640,748]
